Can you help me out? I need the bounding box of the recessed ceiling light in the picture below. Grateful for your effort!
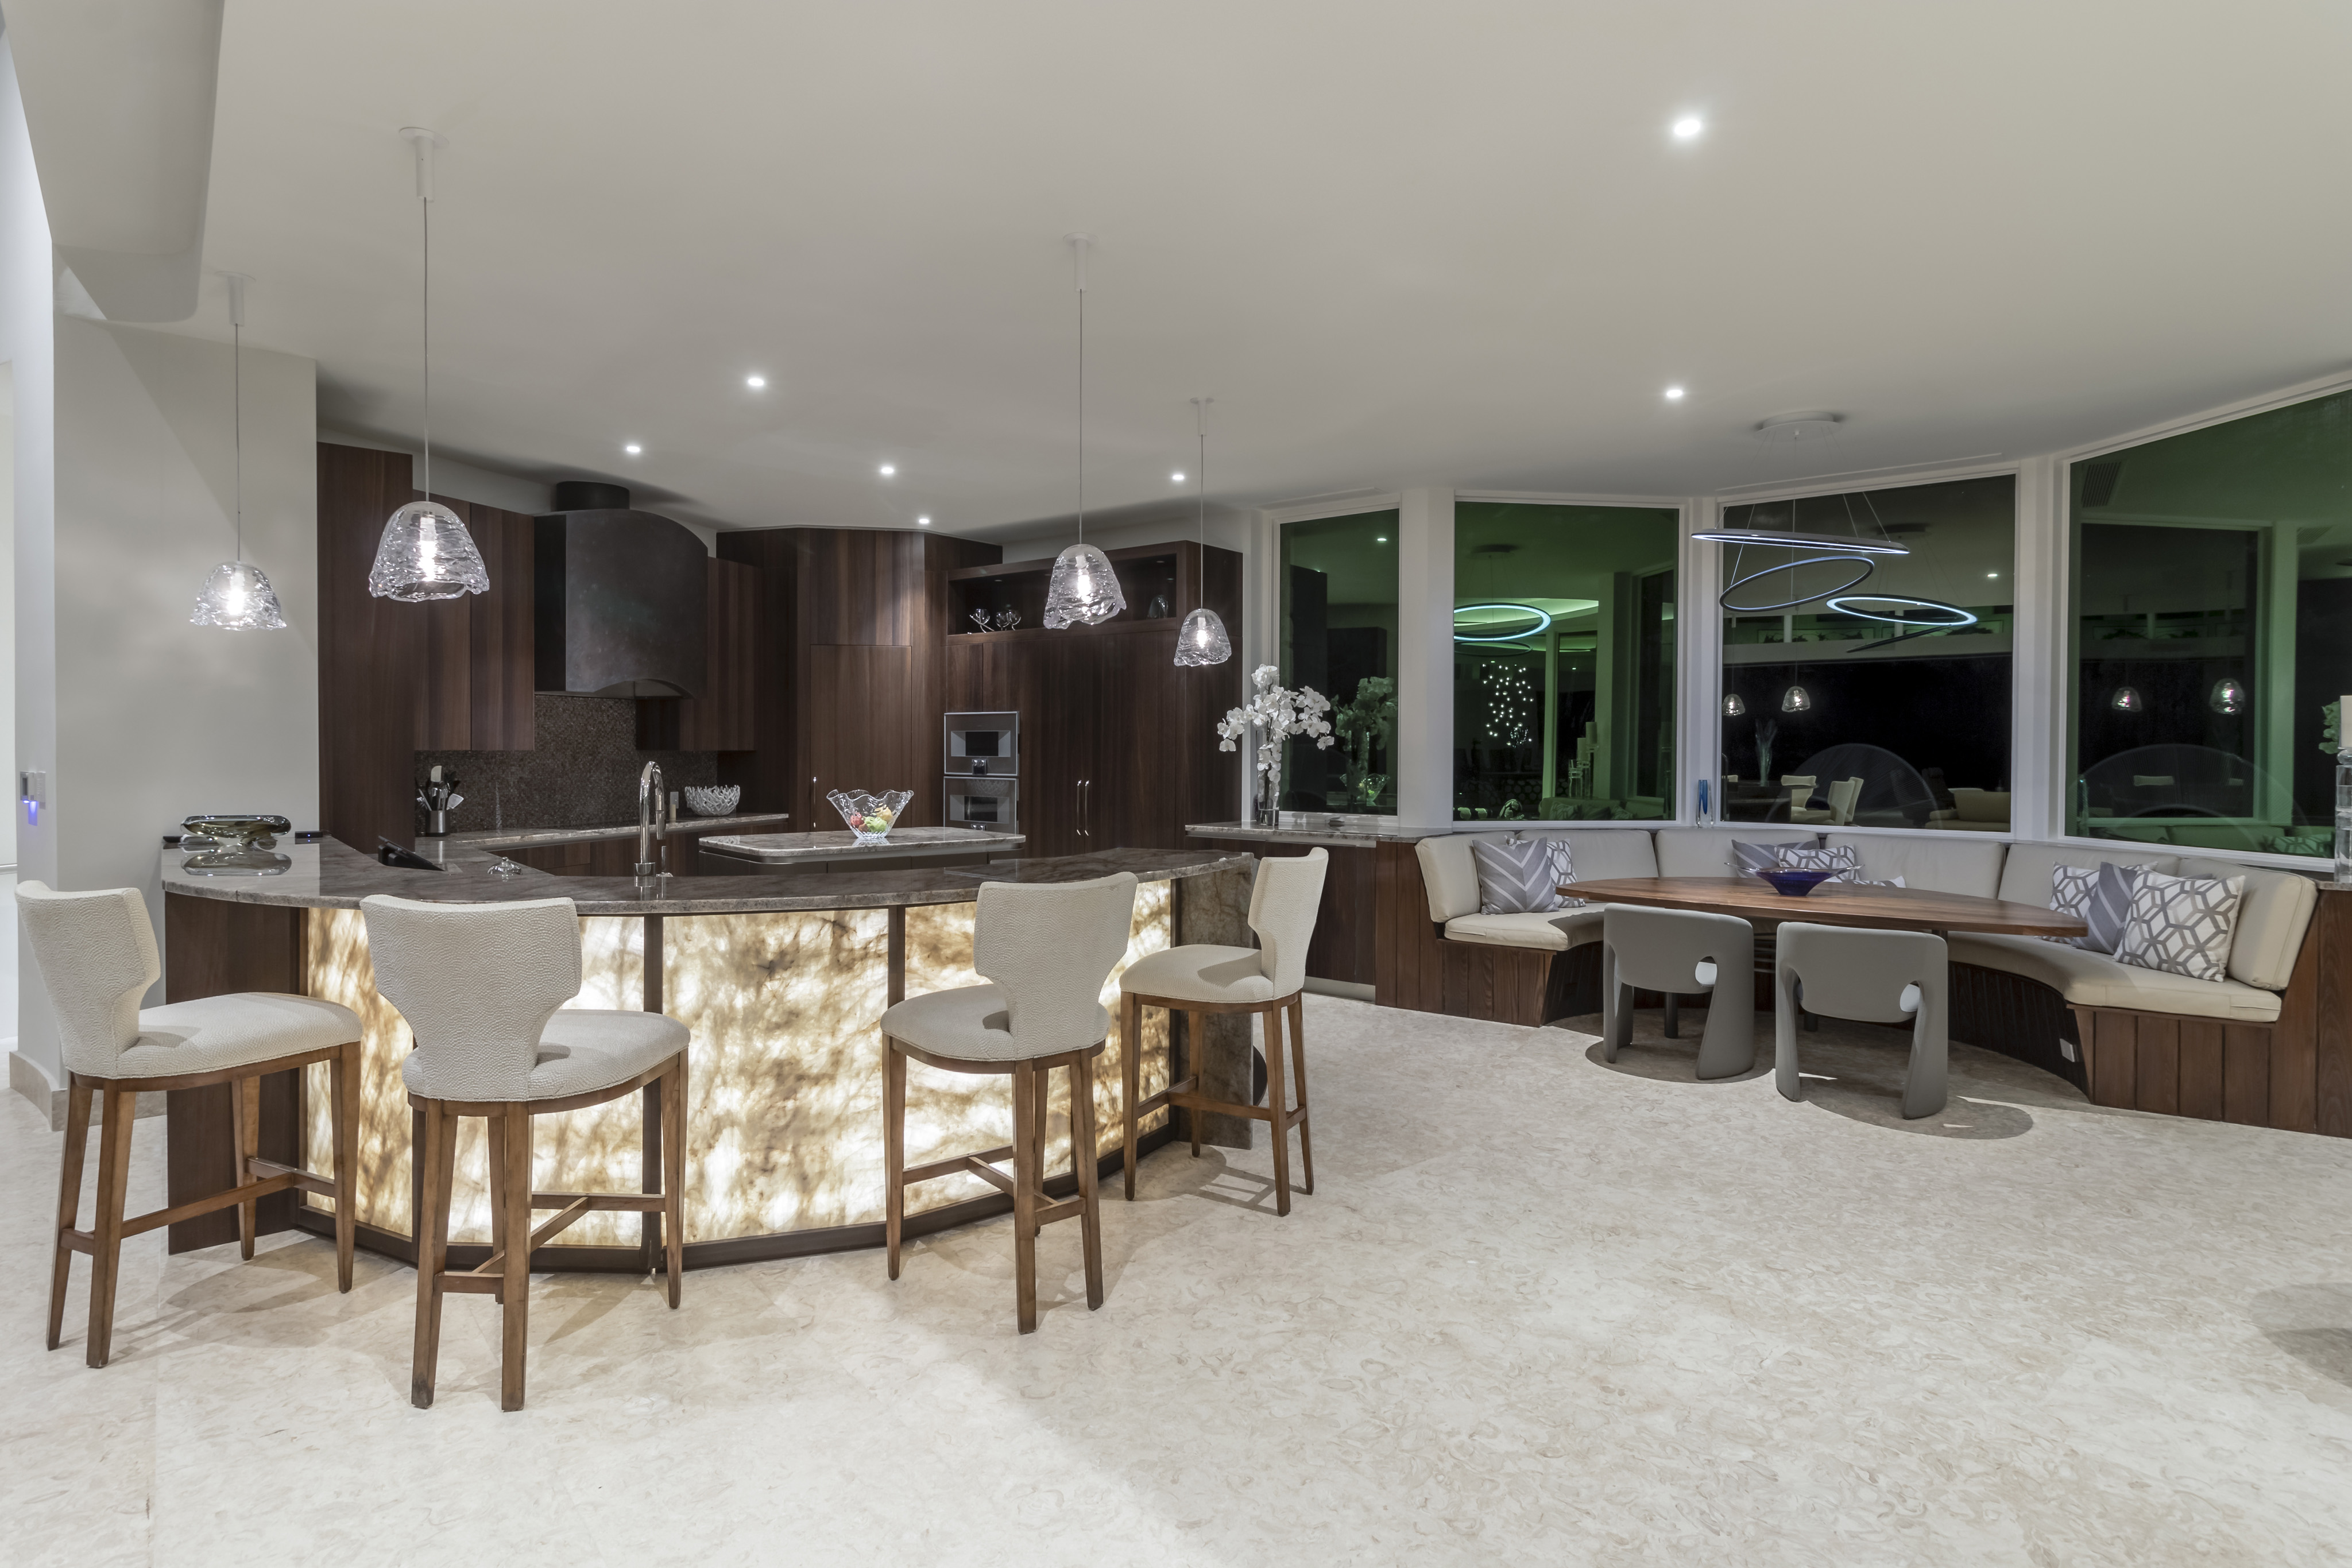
[1375,535,1389,543]
[623,443,642,455]
[1171,470,1186,483]
[1672,115,1704,141]
[1664,385,1686,401]
[745,374,767,389]
[878,463,896,477]
[1987,571,1999,578]
[918,515,932,526]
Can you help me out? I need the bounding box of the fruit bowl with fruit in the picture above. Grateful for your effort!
[829,788,912,847]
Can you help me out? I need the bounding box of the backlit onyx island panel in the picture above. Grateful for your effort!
[158,838,1258,1269]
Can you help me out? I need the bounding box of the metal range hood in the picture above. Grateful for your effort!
[534,481,708,699]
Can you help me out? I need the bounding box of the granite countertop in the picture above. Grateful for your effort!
[160,838,1251,916]
[699,827,1026,863]
[1187,817,1401,849]
[447,812,792,850]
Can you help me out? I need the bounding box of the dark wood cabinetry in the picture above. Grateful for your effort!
[322,444,536,848]
[945,541,1244,857]
[715,527,1001,830]
[636,556,760,752]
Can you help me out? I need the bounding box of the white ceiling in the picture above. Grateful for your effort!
[176,1,2352,538]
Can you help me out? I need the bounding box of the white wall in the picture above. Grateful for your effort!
[2,35,57,1097]
[3,26,321,1094]
[0,361,17,870]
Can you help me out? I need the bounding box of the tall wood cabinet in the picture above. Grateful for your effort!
[945,541,1244,857]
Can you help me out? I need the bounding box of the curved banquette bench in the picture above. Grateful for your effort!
[1391,827,2336,1136]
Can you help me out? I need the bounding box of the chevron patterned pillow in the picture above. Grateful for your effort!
[1472,835,1573,914]
[2048,862,2143,953]
[2115,869,2243,983]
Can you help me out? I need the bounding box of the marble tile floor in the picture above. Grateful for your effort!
[4,997,2351,1567]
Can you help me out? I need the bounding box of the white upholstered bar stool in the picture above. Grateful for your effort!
[1117,849,1328,1215]
[880,872,1137,1334]
[362,893,690,1411]
[1774,921,1950,1120]
[20,882,363,1369]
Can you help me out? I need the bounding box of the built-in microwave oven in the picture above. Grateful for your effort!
[945,711,1019,777]
[945,775,1018,831]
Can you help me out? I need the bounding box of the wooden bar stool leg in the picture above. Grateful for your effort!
[86,1087,134,1369]
[500,1106,532,1412]
[331,1044,358,1293]
[1262,1006,1292,1217]
[231,1074,260,1260]
[1288,994,1313,1197]
[1070,1055,1104,1311]
[1031,1062,1050,1236]
[883,1042,906,1281]
[662,1053,686,1307]
[1120,992,1143,1201]
[411,1099,454,1408]
[49,1078,92,1351]
[1011,1059,1040,1334]
[1187,1012,1204,1158]
[485,1110,507,1307]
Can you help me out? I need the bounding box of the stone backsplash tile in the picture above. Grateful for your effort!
[415,692,718,833]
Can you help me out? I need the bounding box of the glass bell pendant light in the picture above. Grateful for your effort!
[1723,693,1747,718]
[369,127,489,603]
[2110,685,2144,713]
[1780,683,1812,714]
[1174,397,1231,667]
[2208,677,2246,715]
[191,274,287,630]
[1044,234,1125,629]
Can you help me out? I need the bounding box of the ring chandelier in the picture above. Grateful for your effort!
[1717,555,1875,614]
[1453,603,1554,644]
[1821,594,1979,628]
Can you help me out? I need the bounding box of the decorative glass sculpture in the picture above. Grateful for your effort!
[368,500,490,602]
[682,784,741,816]
[1174,607,1232,667]
[2208,677,2246,715]
[829,788,912,846]
[994,607,1021,629]
[970,608,992,631]
[1043,543,1124,628]
[1780,684,1812,714]
[189,560,287,629]
[2110,685,2143,713]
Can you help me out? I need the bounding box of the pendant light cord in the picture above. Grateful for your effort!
[1075,244,1085,545]
[420,165,432,499]
[1193,396,1210,544]
[233,309,242,562]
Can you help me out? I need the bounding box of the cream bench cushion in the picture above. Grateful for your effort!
[1444,908,1603,952]
[1823,833,2006,897]
[1947,933,2283,1023]
[1416,828,1659,924]
[1653,827,1817,878]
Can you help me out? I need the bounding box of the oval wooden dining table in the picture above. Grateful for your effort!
[1561,877,2089,939]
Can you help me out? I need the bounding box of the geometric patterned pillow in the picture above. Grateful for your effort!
[1472,835,1574,914]
[1776,843,1866,882]
[2114,870,2244,983]
[2048,861,2144,954]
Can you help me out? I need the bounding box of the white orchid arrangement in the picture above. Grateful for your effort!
[1218,664,1334,810]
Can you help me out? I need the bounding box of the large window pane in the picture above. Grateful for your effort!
[1453,501,1678,820]
[2069,390,2352,857]
[1720,476,2016,830]
[1279,510,1398,812]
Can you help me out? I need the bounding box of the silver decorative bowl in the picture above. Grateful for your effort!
[682,785,741,817]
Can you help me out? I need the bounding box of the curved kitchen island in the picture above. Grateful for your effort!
[157,835,1259,1272]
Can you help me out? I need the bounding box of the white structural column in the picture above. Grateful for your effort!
[1395,487,1454,830]
[1681,498,1723,823]
[2010,455,2063,840]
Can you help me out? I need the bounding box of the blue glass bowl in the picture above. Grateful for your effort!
[1761,868,1835,897]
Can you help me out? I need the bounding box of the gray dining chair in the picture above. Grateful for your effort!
[1600,904,1756,1079]
[1772,922,1949,1118]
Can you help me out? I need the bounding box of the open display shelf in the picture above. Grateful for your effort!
[947,545,1183,637]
